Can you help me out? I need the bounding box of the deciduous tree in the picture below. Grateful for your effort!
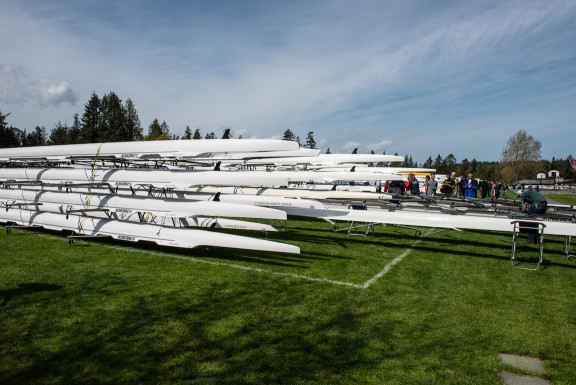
[500,129,542,181]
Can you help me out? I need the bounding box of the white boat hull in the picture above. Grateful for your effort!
[322,208,576,237]
[0,139,299,162]
[0,168,290,188]
[0,189,287,220]
[0,209,298,253]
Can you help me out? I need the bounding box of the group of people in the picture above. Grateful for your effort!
[434,172,510,199]
[380,173,422,195]
[380,173,548,244]
[380,172,509,199]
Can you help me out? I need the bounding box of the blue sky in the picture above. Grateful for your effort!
[1,0,575,163]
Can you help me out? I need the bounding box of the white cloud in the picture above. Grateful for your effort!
[26,79,79,108]
[0,64,78,108]
[0,1,574,160]
[368,140,393,152]
[342,141,360,152]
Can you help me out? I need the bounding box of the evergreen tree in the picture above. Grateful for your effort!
[282,129,296,141]
[69,113,81,144]
[48,121,70,145]
[325,147,331,154]
[160,121,169,136]
[124,98,143,141]
[469,159,478,173]
[0,110,21,148]
[433,154,443,173]
[99,92,126,142]
[79,92,101,143]
[193,128,202,139]
[182,126,192,139]
[205,131,216,139]
[296,136,301,146]
[459,158,470,175]
[22,126,46,146]
[147,119,163,140]
[304,131,316,149]
[443,154,457,173]
[423,156,433,168]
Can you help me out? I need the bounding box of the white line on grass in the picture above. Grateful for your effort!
[27,233,362,288]
[104,244,366,289]
[21,228,444,289]
[361,229,440,289]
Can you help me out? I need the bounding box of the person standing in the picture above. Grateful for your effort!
[425,174,438,196]
[502,183,509,199]
[492,181,501,200]
[408,173,420,195]
[462,172,478,198]
[440,173,455,196]
[479,179,490,199]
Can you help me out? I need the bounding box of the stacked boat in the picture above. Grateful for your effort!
[1,139,575,257]
[0,139,410,254]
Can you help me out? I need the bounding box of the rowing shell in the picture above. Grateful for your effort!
[0,189,287,220]
[0,139,299,162]
[0,209,299,253]
[322,207,576,237]
[0,168,290,188]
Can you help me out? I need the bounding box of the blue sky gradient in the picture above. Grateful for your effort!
[1,0,575,162]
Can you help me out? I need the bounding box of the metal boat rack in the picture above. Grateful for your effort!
[511,220,545,270]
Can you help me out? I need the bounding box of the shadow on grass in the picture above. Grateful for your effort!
[413,234,576,269]
[0,283,62,307]
[0,282,376,384]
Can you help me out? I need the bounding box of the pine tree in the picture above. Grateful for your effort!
[182,126,192,139]
[79,92,101,143]
[205,132,216,139]
[100,92,126,142]
[0,110,21,148]
[443,154,457,173]
[160,121,170,137]
[69,113,81,144]
[325,147,331,154]
[283,129,296,141]
[433,154,443,172]
[304,131,316,149]
[193,128,202,139]
[48,121,70,145]
[124,98,143,141]
[147,119,163,140]
[22,126,46,146]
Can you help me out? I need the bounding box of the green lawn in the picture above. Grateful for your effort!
[1,217,575,384]
[548,193,576,206]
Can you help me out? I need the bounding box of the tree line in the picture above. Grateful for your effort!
[1,94,574,182]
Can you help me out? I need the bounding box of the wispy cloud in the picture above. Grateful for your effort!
[1,1,575,161]
[342,141,360,152]
[368,140,393,152]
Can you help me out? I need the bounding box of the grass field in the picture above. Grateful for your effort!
[1,203,575,384]
[548,194,576,206]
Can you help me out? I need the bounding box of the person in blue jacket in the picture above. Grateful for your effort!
[462,172,478,198]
